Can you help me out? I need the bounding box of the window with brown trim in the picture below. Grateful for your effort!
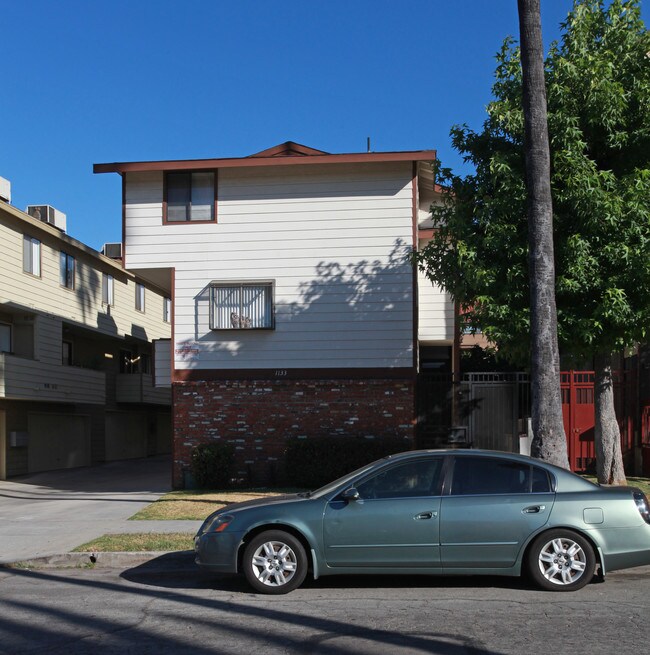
[164,171,216,222]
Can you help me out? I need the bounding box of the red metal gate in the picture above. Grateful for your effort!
[561,370,637,473]
[561,372,596,472]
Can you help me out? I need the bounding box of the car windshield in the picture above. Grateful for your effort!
[307,457,388,499]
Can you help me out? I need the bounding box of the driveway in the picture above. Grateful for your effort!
[0,456,200,564]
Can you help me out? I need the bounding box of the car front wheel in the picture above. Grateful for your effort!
[527,529,596,591]
[242,530,308,594]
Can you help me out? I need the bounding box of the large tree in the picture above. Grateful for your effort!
[517,0,569,469]
[417,0,650,483]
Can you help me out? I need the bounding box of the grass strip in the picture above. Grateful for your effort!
[73,532,194,553]
[129,488,302,521]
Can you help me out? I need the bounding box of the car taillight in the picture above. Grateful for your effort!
[633,491,650,524]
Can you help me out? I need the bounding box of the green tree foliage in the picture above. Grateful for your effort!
[417,0,650,480]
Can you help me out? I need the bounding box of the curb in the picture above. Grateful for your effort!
[2,550,196,571]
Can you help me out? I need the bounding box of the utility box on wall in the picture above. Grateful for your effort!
[9,431,28,448]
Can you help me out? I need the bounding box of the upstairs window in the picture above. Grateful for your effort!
[23,236,41,277]
[102,273,114,306]
[135,283,145,312]
[165,171,216,222]
[210,282,274,330]
[163,297,171,323]
[60,252,76,289]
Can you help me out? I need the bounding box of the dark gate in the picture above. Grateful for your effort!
[416,373,453,449]
[466,373,530,452]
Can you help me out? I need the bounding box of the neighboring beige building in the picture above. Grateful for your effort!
[0,187,172,479]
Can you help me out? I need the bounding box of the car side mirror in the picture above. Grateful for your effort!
[340,487,360,502]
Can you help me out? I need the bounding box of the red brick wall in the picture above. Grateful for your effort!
[172,378,415,488]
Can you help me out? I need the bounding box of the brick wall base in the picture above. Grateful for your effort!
[172,378,415,488]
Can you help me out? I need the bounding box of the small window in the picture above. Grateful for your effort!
[355,459,443,500]
[102,273,114,306]
[451,457,532,495]
[135,283,145,312]
[60,252,75,289]
[0,322,11,353]
[210,282,274,329]
[62,340,73,366]
[23,236,41,276]
[165,171,216,222]
[163,297,171,323]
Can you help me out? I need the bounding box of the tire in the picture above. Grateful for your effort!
[242,530,308,594]
[527,529,596,592]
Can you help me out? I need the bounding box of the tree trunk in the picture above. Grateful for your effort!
[594,353,626,485]
[517,0,569,469]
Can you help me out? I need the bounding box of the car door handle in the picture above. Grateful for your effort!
[522,505,546,514]
[414,511,437,520]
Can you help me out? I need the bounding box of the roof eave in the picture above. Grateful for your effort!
[93,150,437,174]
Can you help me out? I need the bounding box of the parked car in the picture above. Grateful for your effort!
[194,449,650,594]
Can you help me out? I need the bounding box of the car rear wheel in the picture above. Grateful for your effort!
[527,529,596,591]
[242,530,308,594]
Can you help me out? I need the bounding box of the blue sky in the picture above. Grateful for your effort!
[1,0,643,250]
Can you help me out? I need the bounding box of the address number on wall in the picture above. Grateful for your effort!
[275,370,288,377]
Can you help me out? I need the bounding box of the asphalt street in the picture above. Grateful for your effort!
[1,555,649,655]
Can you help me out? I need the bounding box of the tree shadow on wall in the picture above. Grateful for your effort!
[181,239,415,368]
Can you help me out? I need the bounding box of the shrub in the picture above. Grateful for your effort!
[190,442,235,489]
[285,436,411,489]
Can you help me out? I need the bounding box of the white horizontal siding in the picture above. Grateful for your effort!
[417,238,455,343]
[0,353,105,403]
[153,339,171,387]
[35,315,62,365]
[125,162,417,370]
[115,373,171,405]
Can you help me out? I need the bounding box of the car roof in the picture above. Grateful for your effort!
[383,448,597,492]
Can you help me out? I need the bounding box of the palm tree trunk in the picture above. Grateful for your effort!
[517,0,569,469]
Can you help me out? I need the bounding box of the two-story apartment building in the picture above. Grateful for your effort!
[0,186,172,479]
[94,142,455,487]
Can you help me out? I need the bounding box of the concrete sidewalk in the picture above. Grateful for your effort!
[0,456,200,564]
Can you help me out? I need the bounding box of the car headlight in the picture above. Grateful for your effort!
[633,491,650,525]
[205,514,235,533]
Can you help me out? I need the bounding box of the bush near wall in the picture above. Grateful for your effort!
[190,442,236,489]
[285,436,411,489]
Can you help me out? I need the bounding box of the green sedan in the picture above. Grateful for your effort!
[194,449,650,594]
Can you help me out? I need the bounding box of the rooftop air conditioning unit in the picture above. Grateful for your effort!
[0,176,11,203]
[102,242,123,259]
[26,204,67,232]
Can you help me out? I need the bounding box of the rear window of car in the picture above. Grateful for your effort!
[451,457,551,495]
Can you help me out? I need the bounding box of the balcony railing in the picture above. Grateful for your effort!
[115,373,171,405]
[0,353,105,404]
